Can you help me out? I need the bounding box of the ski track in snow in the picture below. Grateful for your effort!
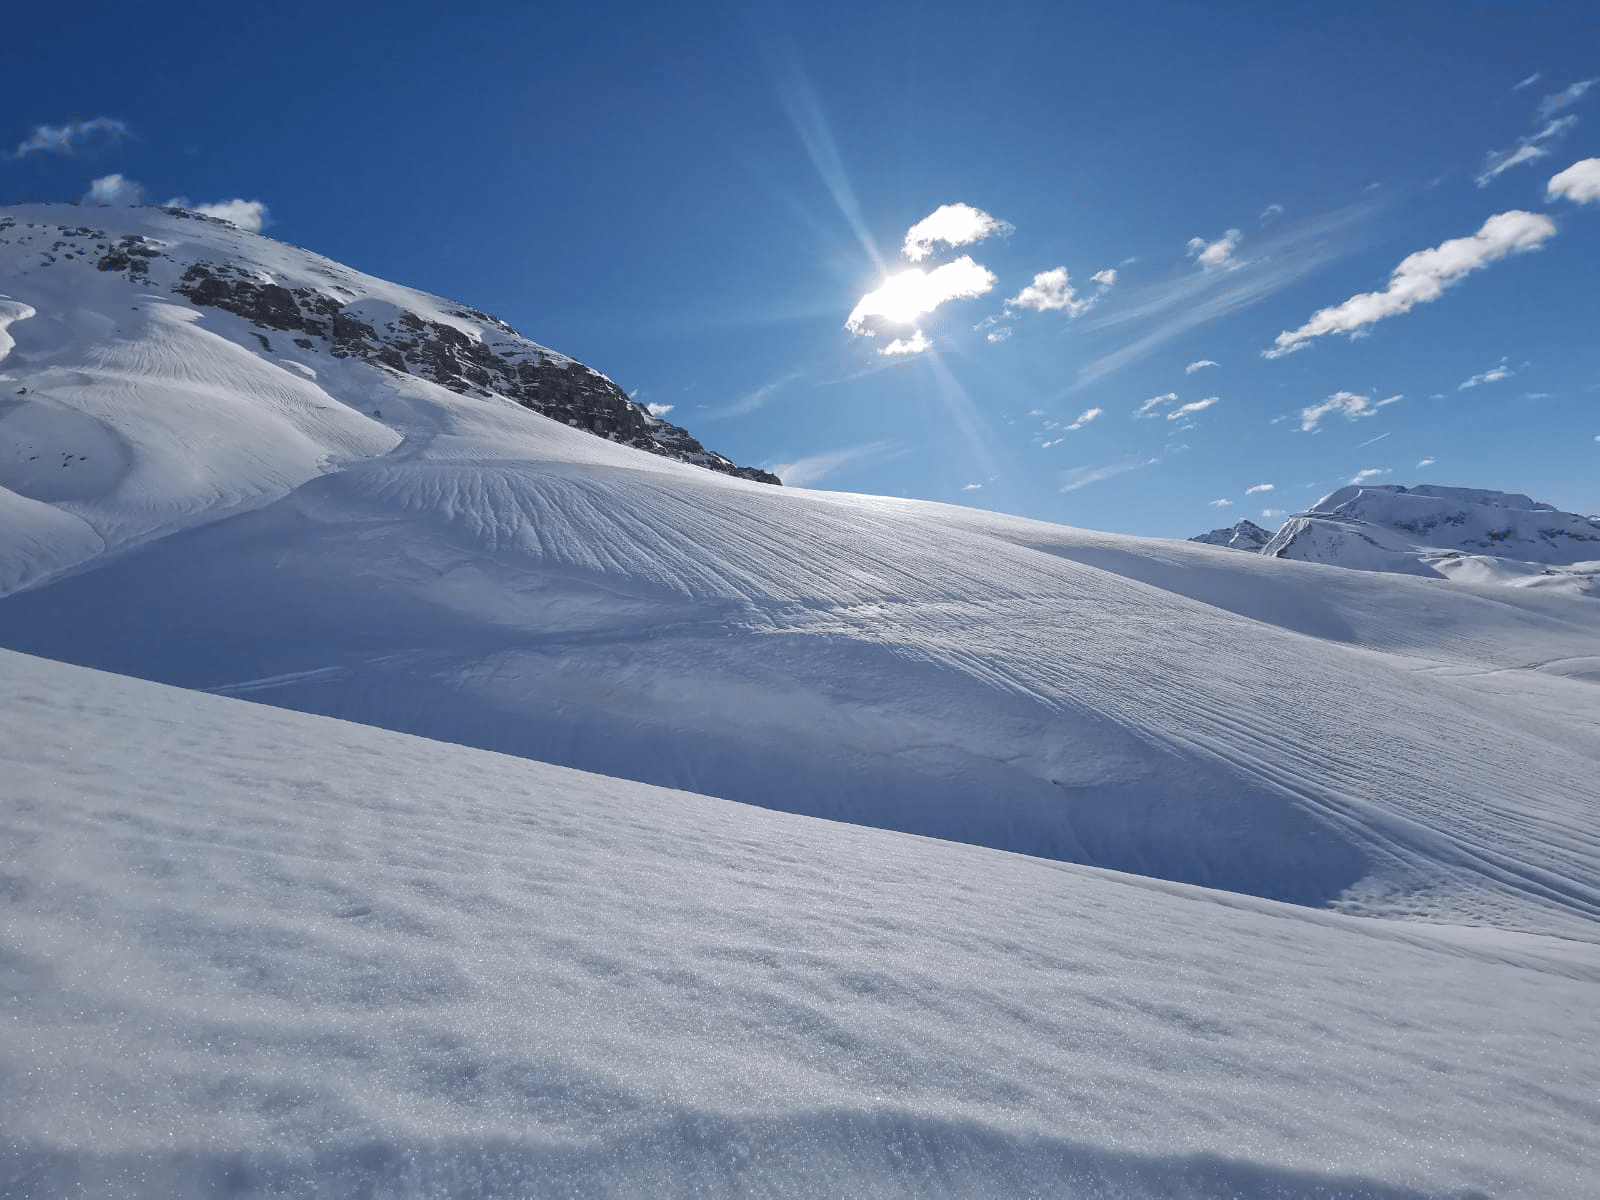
[2,205,1599,1196]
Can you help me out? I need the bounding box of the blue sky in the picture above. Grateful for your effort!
[5,0,1598,536]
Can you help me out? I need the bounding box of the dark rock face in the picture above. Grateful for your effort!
[173,262,779,485]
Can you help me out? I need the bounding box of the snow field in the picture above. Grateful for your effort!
[3,648,1598,1198]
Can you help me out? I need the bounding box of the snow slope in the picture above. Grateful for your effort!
[2,206,1599,944]
[3,647,1598,1199]
[1263,484,1600,595]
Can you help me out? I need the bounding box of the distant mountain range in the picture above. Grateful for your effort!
[1193,485,1599,597]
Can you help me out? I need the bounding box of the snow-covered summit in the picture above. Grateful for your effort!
[1262,483,1600,594]
[1189,518,1272,551]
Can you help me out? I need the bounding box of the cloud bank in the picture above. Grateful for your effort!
[901,203,1012,262]
[1265,211,1556,358]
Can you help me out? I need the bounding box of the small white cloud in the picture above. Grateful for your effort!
[1261,508,1284,518]
[1521,392,1550,400]
[646,403,675,417]
[901,203,1012,262]
[1186,229,1242,271]
[1185,359,1219,374]
[1260,203,1285,222]
[1538,78,1596,121]
[188,198,270,232]
[1064,407,1102,431]
[1349,467,1391,485]
[1548,157,1600,203]
[1459,359,1513,389]
[1245,483,1274,495]
[1265,211,1556,357]
[847,256,996,334]
[1208,498,1233,507]
[879,329,932,357]
[1090,268,1117,287]
[1417,457,1436,467]
[1137,391,1178,416]
[82,173,145,206]
[13,116,128,157]
[961,483,982,490]
[1299,391,1401,431]
[986,327,1012,342]
[1167,396,1218,420]
[1006,267,1089,315]
[1512,73,1541,93]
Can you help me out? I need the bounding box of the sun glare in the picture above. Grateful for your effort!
[846,255,997,334]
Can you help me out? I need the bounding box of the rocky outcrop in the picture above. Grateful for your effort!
[170,259,779,483]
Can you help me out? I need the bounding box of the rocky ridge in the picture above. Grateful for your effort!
[1189,519,1273,551]
[0,204,778,484]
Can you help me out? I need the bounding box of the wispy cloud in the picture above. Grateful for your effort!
[12,116,128,157]
[82,173,144,205]
[986,327,1012,342]
[1185,359,1219,374]
[1136,392,1178,416]
[1356,431,1392,448]
[847,256,996,337]
[1168,396,1218,421]
[1209,498,1233,507]
[902,203,1012,262]
[1417,457,1436,467]
[961,482,982,491]
[1538,78,1596,121]
[1512,73,1541,93]
[1260,204,1285,223]
[1458,358,1513,389]
[1548,157,1600,203]
[1265,210,1556,357]
[705,371,803,419]
[1245,483,1274,495]
[879,329,931,357]
[1477,115,1578,186]
[1058,458,1158,493]
[1350,467,1390,485]
[1064,407,1102,431]
[1077,201,1376,386]
[1187,229,1242,270]
[1300,391,1401,431]
[769,439,904,486]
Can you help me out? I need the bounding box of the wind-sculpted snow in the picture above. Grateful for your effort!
[4,436,1598,938]
[3,649,1598,1198]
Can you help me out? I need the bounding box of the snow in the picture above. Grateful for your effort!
[3,204,1600,1196]
[4,647,1599,1198]
[1263,484,1600,595]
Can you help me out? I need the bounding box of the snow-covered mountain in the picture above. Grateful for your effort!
[1189,518,1272,551]
[3,202,1599,1196]
[2,202,1598,929]
[1262,483,1600,594]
